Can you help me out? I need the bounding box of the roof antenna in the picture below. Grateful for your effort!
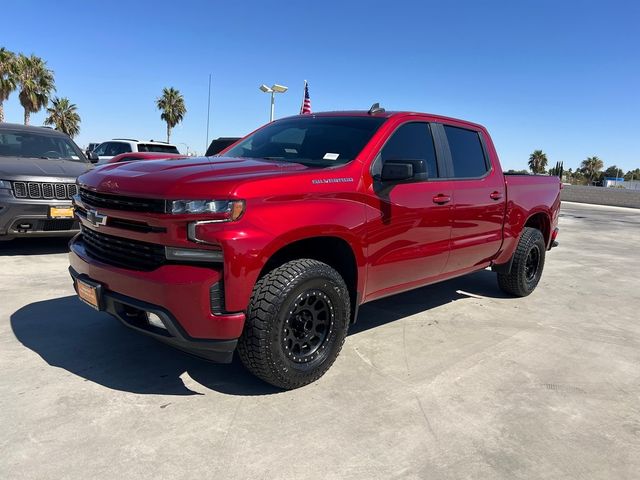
[368,102,385,115]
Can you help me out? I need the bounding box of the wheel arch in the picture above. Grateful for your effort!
[258,235,362,323]
[524,211,552,247]
[493,209,551,274]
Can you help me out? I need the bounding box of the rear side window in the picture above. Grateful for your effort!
[378,122,438,179]
[443,125,488,178]
[138,144,180,154]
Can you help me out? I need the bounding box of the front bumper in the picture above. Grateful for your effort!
[69,237,245,362]
[0,198,79,239]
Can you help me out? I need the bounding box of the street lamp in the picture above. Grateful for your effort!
[259,83,288,122]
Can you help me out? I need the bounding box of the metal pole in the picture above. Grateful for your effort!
[270,91,275,122]
[206,73,212,150]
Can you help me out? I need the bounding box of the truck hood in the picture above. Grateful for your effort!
[80,156,309,197]
[0,156,92,180]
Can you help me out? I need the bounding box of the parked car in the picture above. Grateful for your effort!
[89,139,180,163]
[205,137,241,156]
[0,123,92,241]
[102,152,185,164]
[69,106,561,389]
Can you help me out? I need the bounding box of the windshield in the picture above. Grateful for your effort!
[223,116,386,167]
[0,130,87,162]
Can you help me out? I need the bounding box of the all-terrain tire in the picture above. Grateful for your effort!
[237,259,351,390]
[497,227,546,297]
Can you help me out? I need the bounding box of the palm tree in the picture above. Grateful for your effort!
[0,47,17,123]
[15,54,55,125]
[156,87,186,142]
[528,150,548,174]
[580,156,604,184]
[44,97,81,137]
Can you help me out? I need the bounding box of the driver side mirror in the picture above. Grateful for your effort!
[88,151,99,163]
[381,160,415,182]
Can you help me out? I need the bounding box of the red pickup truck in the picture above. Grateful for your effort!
[69,106,560,389]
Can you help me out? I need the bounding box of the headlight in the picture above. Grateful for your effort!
[0,180,12,196]
[168,199,245,221]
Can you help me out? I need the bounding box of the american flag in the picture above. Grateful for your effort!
[300,81,312,114]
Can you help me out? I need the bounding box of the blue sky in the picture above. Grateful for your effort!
[2,0,639,171]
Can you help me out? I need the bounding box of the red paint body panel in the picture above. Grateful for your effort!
[69,242,245,339]
[71,111,560,342]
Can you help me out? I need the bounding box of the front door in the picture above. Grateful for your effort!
[364,121,453,300]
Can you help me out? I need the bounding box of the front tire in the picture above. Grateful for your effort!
[237,259,351,389]
[497,227,546,297]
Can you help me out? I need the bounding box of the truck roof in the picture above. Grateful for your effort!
[281,110,486,130]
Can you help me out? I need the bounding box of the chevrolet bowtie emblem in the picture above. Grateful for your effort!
[86,209,108,227]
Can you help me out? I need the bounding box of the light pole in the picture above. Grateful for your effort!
[259,84,288,121]
[178,142,189,155]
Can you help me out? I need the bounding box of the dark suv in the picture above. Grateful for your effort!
[0,123,92,241]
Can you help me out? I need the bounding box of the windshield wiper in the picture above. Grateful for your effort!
[260,156,330,168]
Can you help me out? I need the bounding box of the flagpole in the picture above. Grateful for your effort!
[300,80,307,114]
[206,73,212,151]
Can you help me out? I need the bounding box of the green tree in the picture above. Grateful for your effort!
[548,161,564,178]
[0,47,17,123]
[603,165,623,179]
[528,150,548,174]
[44,97,81,138]
[580,156,604,184]
[156,87,186,143]
[624,168,640,181]
[15,54,55,125]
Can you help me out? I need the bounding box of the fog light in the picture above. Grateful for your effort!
[147,312,166,330]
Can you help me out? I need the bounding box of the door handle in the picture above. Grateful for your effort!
[489,191,503,201]
[432,194,451,205]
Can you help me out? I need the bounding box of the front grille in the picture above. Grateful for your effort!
[79,188,166,213]
[80,227,166,271]
[12,181,76,200]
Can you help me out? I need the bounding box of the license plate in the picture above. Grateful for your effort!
[50,206,74,219]
[76,278,100,310]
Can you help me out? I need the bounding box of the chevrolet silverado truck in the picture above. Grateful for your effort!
[1,123,91,241]
[69,106,560,389]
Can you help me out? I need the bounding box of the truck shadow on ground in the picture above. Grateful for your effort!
[0,237,71,256]
[11,269,509,397]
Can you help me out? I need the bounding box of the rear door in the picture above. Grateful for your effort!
[364,120,454,299]
[435,123,506,273]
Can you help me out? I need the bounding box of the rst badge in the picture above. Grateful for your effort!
[86,209,108,227]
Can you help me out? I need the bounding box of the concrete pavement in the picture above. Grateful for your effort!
[1,202,639,479]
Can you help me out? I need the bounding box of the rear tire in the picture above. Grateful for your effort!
[497,227,546,297]
[237,259,350,390]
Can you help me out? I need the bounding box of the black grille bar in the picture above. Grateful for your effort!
[79,188,166,213]
[80,227,166,271]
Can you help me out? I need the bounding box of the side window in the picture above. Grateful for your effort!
[378,122,438,179]
[113,142,132,155]
[443,125,488,178]
[92,142,110,156]
[94,142,131,156]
